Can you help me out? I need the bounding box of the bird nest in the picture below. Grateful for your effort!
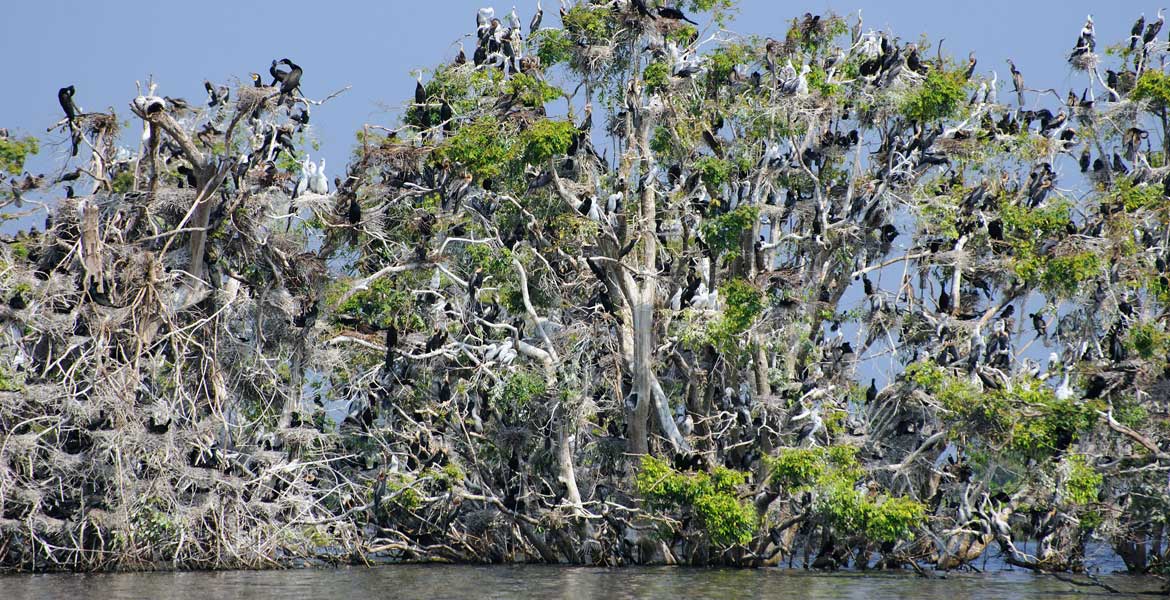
[1069,52,1099,72]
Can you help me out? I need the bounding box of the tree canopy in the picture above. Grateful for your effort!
[1,1,1169,582]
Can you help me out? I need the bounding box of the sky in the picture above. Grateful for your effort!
[0,0,1145,180]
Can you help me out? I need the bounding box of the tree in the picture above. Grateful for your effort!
[0,2,1169,584]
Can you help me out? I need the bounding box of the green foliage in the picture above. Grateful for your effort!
[912,362,1098,461]
[0,135,38,176]
[492,371,547,413]
[562,5,613,45]
[333,276,415,330]
[518,119,575,165]
[707,45,749,87]
[1132,70,1170,108]
[531,28,573,67]
[699,205,757,258]
[1062,454,1101,506]
[706,279,763,356]
[643,61,671,94]
[1127,321,1170,360]
[434,115,518,182]
[767,446,862,489]
[504,73,562,108]
[1110,176,1164,212]
[766,447,924,543]
[635,456,757,546]
[999,201,1096,296]
[899,70,966,122]
[694,156,733,189]
[111,171,134,193]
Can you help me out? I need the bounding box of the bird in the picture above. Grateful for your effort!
[865,379,878,403]
[415,77,427,106]
[1144,9,1164,45]
[310,159,329,195]
[656,6,698,25]
[293,156,313,200]
[58,85,80,156]
[1007,59,1025,106]
[1055,368,1074,401]
[1131,14,1147,50]
[1029,312,1047,338]
[204,80,229,108]
[938,287,952,313]
[276,58,302,99]
[530,0,543,32]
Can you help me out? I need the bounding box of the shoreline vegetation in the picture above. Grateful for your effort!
[0,2,1168,589]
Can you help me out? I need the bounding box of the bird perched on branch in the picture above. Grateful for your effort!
[657,6,698,25]
[57,85,80,156]
[275,58,302,101]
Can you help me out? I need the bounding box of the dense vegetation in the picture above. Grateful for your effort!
[1,1,1169,586]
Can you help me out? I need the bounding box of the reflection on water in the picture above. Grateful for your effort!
[0,565,1157,600]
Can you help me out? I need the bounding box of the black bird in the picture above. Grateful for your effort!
[1112,152,1128,175]
[415,78,427,106]
[656,6,698,25]
[866,379,878,403]
[269,60,288,86]
[1131,14,1146,50]
[276,58,302,98]
[632,0,653,18]
[862,274,874,297]
[204,80,229,107]
[347,197,362,225]
[1144,9,1164,45]
[1079,147,1091,172]
[938,287,952,313]
[250,72,265,88]
[58,86,80,156]
[1029,312,1047,337]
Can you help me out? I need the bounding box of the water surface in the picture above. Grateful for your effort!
[0,565,1158,599]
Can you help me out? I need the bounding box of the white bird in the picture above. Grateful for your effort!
[293,156,313,199]
[507,5,522,31]
[1055,368,1075,401]
[794,64,810,95]
[310,158,329,194]
[477,6,495,35]
[987,72,998,105]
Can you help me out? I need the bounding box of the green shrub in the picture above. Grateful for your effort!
[635,456,757,546]
[899,70,966,122]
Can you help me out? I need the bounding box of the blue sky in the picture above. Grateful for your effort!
[0,0,1143,177]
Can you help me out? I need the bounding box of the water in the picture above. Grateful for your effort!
[0,565,1159,599]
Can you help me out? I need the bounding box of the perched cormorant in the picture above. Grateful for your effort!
[865,379,878,403]
[58,86,80,156]
[656,6,697,24]
[1144,9,1164,45]
[276,58,302,98]
[530,0,543,32]
[1131,14,1147,50]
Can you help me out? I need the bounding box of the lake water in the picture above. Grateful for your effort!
[0,565,1159,599]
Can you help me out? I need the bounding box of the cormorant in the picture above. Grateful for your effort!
[310,159,328,195]
[865,379,878,403]
[347,197,362,225]
[656,6,697,25]
[938,287,952,313]
[1079,147,1091,172]
[276,58,302,98]
[1007,59,1025,106]
[632,0,652,18]
[249,72,264,88]
[530,0,543,32]
[1144,9,1164,45]
[58,86,80,156]
[1131,14,1146,50]
[1029,312,1047,338]
[415,77,427,106]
